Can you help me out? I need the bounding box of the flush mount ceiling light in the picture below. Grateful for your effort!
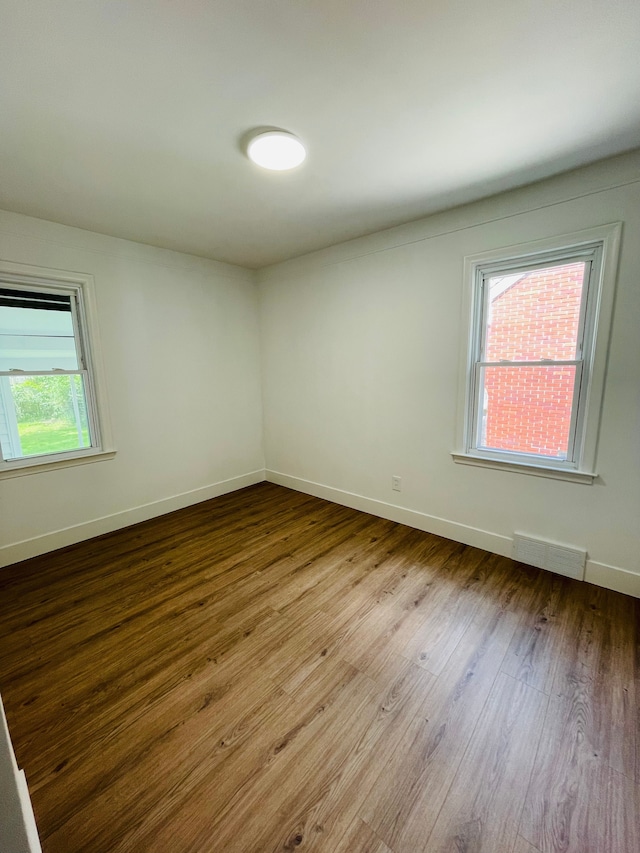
[246,131,306,171]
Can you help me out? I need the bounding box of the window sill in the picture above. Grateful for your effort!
[451,452,596,484]
[0,449,116,480]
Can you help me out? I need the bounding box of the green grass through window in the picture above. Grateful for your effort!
[17,420,91,457]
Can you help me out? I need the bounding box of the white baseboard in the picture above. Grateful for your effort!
[585,560,640,598]
[265,469,512,557]
[0,469,266,568]
[266,469,640,599]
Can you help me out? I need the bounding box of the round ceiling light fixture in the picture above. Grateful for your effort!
[247,130,306,171]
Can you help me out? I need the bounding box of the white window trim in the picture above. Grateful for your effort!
[0,260,115,479]
[453,223,622,484]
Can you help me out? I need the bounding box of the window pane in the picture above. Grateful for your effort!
[0,374,91,460]
[478,365,576,459]
[484,262,586,362]
[0,304,79,371]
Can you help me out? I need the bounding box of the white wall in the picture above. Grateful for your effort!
[0,210,264,566]
[0,695,42,853]
[259,151,640,596]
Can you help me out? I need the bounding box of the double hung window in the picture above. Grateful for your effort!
[455,225,621,482]
[0,266,110,475]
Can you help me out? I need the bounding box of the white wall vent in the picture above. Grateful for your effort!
[512,534,586,581]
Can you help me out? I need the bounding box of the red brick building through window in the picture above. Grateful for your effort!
[481,262,585,458]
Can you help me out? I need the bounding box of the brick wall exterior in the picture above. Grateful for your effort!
[482,263,584,458]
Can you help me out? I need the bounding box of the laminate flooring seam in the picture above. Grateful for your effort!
[414,637,520,852]
[356,818,394,853]
[511,673,555,852]
[515,689,553,853]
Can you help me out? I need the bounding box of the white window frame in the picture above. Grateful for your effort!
[0,260,114,478]
[453,223,622,484]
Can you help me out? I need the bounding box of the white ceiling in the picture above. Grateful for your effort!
[1,1,640,269]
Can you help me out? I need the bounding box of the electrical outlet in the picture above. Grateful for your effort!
[392,475,402,492]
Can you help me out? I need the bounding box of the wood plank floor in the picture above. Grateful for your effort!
[0,482,638,853]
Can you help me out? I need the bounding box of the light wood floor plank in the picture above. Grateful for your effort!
[549,584,636,780]
[424,672,548,852]
[501,573,573,694]
[268,661,435,852]
[360,608,520,852]
[512,835,543,853]
[333,818,392,853]
[131,670,382,853]
[519,691,640,853]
